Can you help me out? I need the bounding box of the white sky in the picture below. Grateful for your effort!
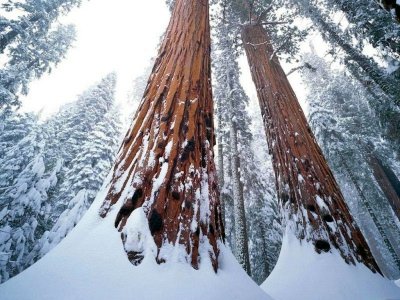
[20,0,170,117]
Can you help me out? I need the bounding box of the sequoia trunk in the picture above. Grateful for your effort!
[241,23,381,274]
[99,0,224,271]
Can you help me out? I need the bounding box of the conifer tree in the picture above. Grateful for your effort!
[0,117,60,283]
[0,74,121,283]
[300,50,400,277]
[37,104,121,256]
[0,0,79,109]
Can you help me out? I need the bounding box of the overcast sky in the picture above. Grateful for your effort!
[20,0,170,117]
[18,0,312,119]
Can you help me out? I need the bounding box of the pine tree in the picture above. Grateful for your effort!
[99,0,224,271]
[37,104,121,256]
[0,73,121,283]
[287,0,400,144]
[0,0,81,52]
[300,50,400,277]
[0,0,79,109]
[0,116,60,283]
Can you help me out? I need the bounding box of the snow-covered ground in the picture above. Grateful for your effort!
[1,176,399,300]
[0,179,271,300]
[262,232,400,300]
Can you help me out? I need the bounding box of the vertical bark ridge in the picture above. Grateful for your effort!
[241,23,382,274]
[99,0,224,271]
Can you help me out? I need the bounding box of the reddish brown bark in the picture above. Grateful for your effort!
[99,0,224,271]
[241,23,381,274]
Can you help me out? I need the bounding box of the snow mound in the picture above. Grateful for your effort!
[0,184,272,300]
[261,233,400,300]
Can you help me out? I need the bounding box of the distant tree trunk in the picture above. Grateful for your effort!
[367,154,400,221]
[339,153,400,271]
[241,23,382,274]
[229,116,252,275]
[216,110,226,222]
[261,226,270,277]
[99,0,224,271]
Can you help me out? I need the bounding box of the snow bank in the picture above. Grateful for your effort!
[261,233,400,300]
[0,181,272,300]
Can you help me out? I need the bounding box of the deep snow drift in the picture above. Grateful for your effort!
[262,231,400,300]
[0,181,271,300]
[1,179,399,300]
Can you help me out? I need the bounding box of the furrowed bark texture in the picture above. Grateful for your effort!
[99,0,224,271]
[241,23,382,274]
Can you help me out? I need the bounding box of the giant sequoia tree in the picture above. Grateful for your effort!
[99,0,224,271]
[241,21,381,274]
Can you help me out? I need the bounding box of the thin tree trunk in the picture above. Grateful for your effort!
[367,154,400,220]
[99,0,224,271]
[229,117,252,275]
[226,72,251,275]
[217,109,226,222]
[241,23,381,274]
[339,153,400,271]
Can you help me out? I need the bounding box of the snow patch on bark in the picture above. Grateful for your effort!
[123,207,157,261]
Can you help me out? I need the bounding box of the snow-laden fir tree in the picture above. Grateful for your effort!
[0,110,37,158]
[246,98,282,283]
[0,0,79,109]
[0,0,80,52]
[285,0,400,145]
[30,73,121,260]
[300,49,400,278]
[0,115,61,283]
[37,104,121,256]
[322,0,400,57]
[0,73,121,283]
[0,24,76,109]
[213,5,251,275]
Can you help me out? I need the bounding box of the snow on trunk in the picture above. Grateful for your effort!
[229,118,251,275]
[98,0,224,270]
[241,23,381,273]
[0,177,272,300]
